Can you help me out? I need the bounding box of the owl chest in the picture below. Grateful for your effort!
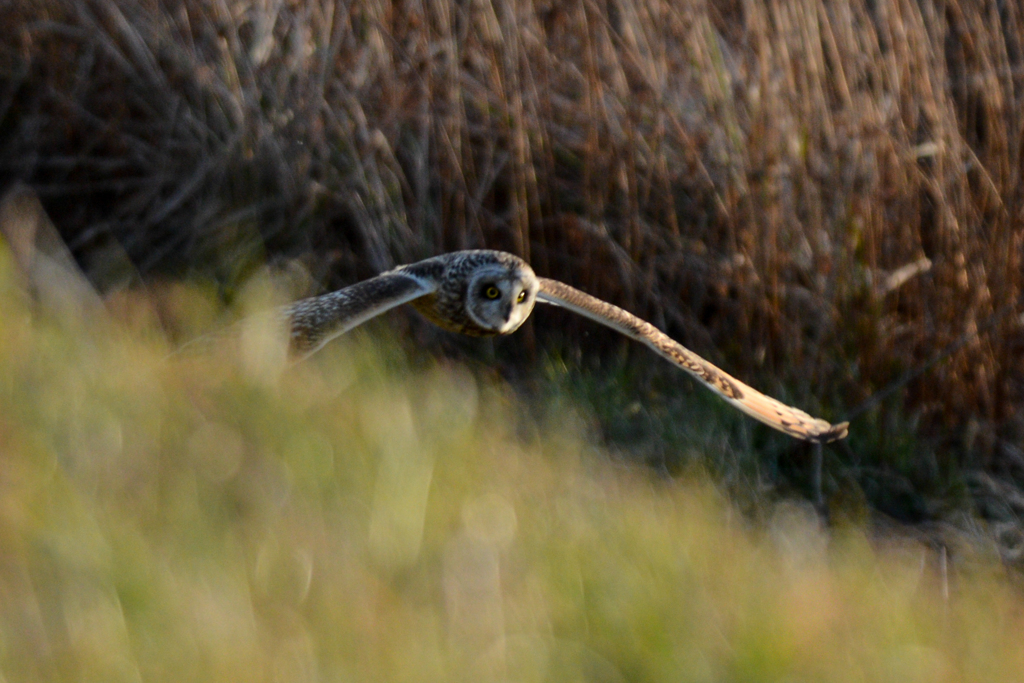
[409,294,493,337]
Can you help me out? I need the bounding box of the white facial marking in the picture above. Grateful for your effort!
[465,266,537,334]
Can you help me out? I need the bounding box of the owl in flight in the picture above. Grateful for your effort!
[285,250,848,443]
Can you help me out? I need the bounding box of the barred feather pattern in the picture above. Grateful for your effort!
[275,250,847,442]
[535,278,848,443]
[286,271,434,357]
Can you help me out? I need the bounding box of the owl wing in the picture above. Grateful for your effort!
[286,270,436,358]
[536,278,848,443]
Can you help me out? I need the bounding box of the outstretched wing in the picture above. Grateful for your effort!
[287,271,436,358]
[536,278,848,443]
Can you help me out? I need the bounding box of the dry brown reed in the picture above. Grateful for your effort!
[2,0,1023,492]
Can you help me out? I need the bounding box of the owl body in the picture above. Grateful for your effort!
[404,250,537,337]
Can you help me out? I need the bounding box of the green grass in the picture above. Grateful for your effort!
[2,251,1023,682]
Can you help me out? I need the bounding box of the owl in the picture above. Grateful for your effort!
[284,250,847,442]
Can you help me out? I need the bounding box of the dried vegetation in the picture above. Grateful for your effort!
[2,0,1024,512]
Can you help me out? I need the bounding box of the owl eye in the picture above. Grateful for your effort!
[516,290,527,303]
[484,285,501,299]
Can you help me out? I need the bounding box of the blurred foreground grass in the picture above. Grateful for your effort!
[2,251,1023,683]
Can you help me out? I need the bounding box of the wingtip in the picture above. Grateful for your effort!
[815,421,849,443]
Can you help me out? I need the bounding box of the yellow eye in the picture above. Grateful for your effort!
[517,290,527,303]
[484,286,500,299]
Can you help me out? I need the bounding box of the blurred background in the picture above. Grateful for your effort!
[1,0,1024,679]
[5,0,1023,522]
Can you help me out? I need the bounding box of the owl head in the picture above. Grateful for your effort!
[463,256,539,335]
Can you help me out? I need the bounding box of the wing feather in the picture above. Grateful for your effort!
[286,271,436,358]
[536,278,847,443]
